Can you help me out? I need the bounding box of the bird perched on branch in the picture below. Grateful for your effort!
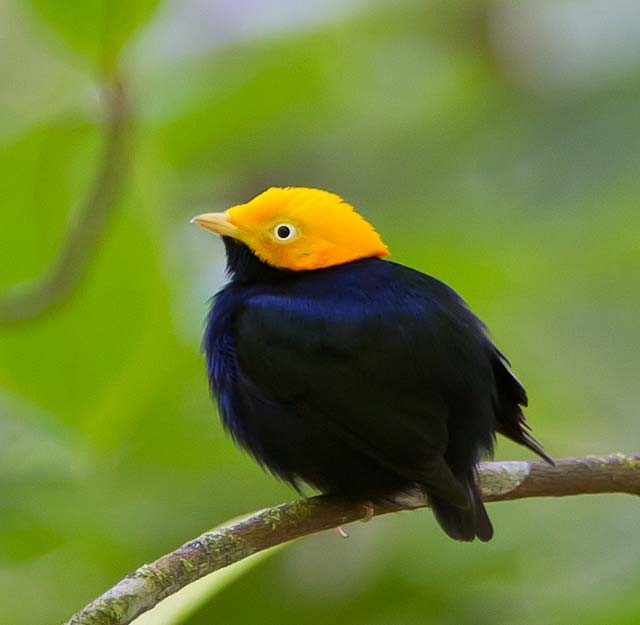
[193,187,552,542]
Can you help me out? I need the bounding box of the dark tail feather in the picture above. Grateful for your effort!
[503,416,555,466]
[492,348,554,466]
[429,482,493,542]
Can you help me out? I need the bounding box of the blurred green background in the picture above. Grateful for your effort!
[1,1,639,623]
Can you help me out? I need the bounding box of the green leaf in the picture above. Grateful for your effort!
[0,511,65,563]
[0,392,83,562]
[24,0,161,72]
[0,118,97,290]
[0,392,84,480]
[0,118,174,438]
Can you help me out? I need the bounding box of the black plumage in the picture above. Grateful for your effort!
[204,238,551,542]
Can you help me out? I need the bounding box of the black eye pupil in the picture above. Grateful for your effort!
[277,225,291,239]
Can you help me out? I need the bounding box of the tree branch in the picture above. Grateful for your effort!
[0,77,131,324]
[63,453,640,625]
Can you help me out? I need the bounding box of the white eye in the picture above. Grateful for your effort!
[272,223,297,241]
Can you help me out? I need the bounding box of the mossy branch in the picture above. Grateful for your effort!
[0,77,131,324]
[63,453,640,625]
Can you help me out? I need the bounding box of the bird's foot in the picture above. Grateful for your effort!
[361,501,375,523]
[334,502,374,537]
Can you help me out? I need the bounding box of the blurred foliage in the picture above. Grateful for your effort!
[1,1,639,624]
[25,0,161,72]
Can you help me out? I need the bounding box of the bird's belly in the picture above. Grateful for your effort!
[225,388,412,497]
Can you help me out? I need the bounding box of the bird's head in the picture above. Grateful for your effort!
[191,187,389,271]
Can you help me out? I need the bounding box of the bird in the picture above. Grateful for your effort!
[192,186,552,542]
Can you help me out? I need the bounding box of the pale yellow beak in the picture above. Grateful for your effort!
[190,212,239,237]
